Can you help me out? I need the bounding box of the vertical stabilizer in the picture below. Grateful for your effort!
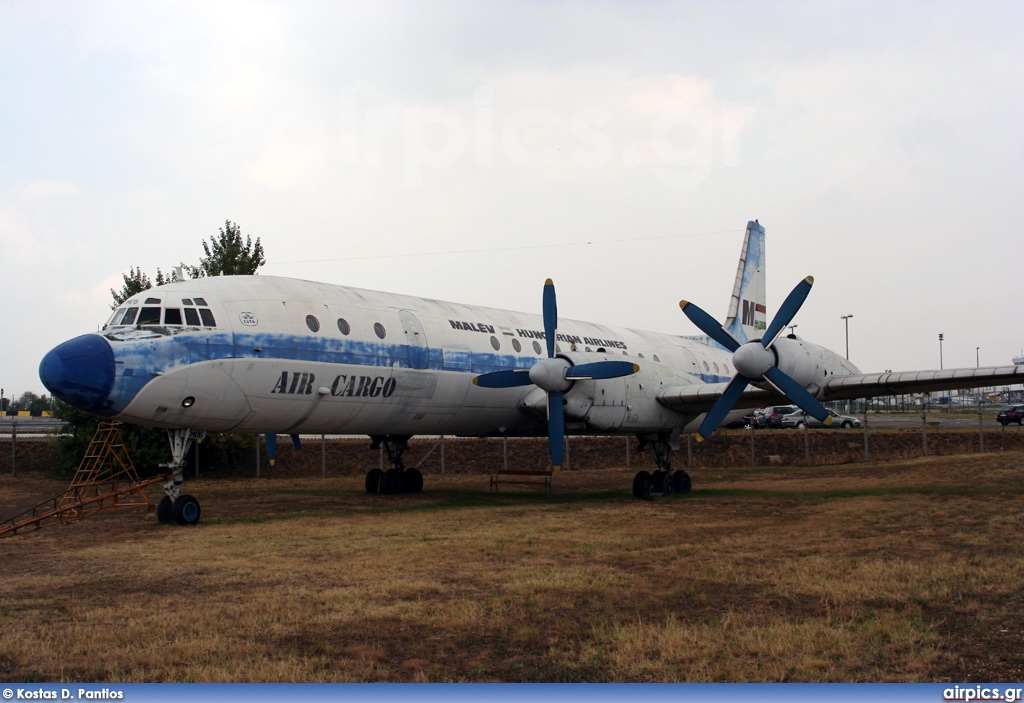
[723,220,766,344]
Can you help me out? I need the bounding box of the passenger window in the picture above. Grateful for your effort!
[138,307,161,325]
[337,319,351,335]
[164,308,183,325]
[306,315,320,333]
[121,308,138,325]
[199,309,216,326]
[184,308,201,326]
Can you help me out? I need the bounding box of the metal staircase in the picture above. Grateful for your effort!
[0,422,166,538]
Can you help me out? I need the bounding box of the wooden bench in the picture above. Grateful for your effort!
[489,468,553,492]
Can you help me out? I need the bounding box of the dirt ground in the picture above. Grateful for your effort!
[1,451,1023,682]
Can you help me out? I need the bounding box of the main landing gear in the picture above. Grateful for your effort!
[156,428,203,525]
[365,435,423,495]
[632,431,692,500]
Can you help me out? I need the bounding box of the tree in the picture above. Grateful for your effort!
[194,220,265,277]
[110,266,178,308]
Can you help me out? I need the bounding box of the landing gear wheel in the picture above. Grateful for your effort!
[365,468,384,494]
[402,467,423,494]
[383,468,404,495]
[171,494,201,526]
[652,471,673,496]
[632,470,652,500]
[672,470,692,494]
[156,496,173,524]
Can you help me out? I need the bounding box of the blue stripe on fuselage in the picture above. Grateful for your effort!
[103,330,727,412]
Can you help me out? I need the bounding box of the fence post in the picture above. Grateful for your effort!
[803,421,810,466]
[978,404,984,453]
[686,433,693,468]
[441,434,446,474]
[256,435,261,478]
[921,412,929,456]
[750,421,756,468]
[863,412,870,462]
[625,435,630,468]
[10,421,16,477]
[321,434,326,479]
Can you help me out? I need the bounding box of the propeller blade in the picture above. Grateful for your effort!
[547,390,565,470]
[679,300,741,352]
[696,375,749,440]
[565,361,640,380]
[763,367,832,423]
[473,369,534,388]
[543,278,557,358]
[265,433,277,466]
[762,276,813,347]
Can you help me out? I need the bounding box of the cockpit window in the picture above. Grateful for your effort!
[164,308,183,325]
[145,297,161,305]
[182,298,193,306]
[199,308,216,326]
[193,297,208,306]
[138,307,161,325]
[183,308,200,326]
[120,308,138,326]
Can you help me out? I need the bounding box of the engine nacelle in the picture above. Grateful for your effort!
[769,336,841,396]
[520,351,693,433]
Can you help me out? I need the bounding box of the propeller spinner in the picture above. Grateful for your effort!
[680,275,831,440]
[474,279,638,470]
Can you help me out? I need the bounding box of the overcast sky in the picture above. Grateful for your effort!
[2,0,1022,398]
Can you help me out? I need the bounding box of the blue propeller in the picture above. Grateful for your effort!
[680,275,831,440]
[474,279,639,470]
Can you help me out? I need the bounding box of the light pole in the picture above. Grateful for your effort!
[938,333,944,370]
[840,315,853,360]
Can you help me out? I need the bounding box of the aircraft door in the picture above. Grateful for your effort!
[399,310,430,369]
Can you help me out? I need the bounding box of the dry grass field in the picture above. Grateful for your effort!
[2,450,1023,682]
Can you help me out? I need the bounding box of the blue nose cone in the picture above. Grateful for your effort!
[39,334,116,415]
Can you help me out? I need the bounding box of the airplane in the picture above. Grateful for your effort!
[38,220,1024,524]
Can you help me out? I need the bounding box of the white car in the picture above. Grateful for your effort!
[781,409,861,429]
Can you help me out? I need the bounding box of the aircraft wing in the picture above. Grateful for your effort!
[656,365,1024,413]
[820,365,1024,401]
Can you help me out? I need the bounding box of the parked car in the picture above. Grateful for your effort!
[996,404,1024,426]
[724,408,767,429]
[763,405,798,429]
[781,409,862,429]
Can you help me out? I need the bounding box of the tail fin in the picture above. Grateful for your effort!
[723,220,766,344]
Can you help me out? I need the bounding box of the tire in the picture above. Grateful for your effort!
[365,468,383,494]
[171,494,201,526]
[797,422,805,430]
[402,467,423,493]
[672,470,692,495]
[632,471,652,500]
[652,471,673,496]
[156,496,173,524]
[383,468,404,494]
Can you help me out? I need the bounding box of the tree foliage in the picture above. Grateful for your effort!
[194,220,266,277]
